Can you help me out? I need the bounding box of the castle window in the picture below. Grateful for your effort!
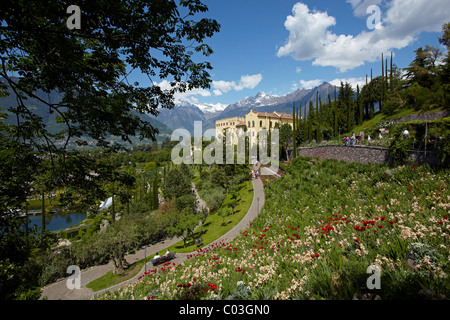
[260,120,263,127]
[252,121,255,127]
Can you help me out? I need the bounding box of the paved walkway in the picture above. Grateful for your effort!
[40,167,265,300]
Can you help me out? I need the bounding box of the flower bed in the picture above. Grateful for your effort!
[97,157,449,300]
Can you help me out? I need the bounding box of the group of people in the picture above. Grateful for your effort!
[251,169,259,179]
[342,133,364,146]
[342,132,385,146]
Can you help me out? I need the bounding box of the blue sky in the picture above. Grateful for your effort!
[149,0,449,108]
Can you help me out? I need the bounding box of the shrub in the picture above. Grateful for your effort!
[202,187,226,212]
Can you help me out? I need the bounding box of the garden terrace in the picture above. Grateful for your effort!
[97,157,450,300]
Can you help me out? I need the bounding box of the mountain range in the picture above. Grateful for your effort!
[0,78,172,148]
[1,78,338,146]
[152,82,337,134]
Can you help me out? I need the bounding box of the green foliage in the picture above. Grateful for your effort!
[161,167,191,200]
[403,83,432,111]
[175,194,196,213]
[202,187,226,212]
[167,212,201,247]
[210,167,226,188]
[386,118,450,167]
[387,134,411,166]
[218,207,232,225]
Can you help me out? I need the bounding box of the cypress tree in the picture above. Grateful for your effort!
[346,83,352,133]
[308,100,314,141]
[357,85,363,125]
[334,86,338,138]
[292,101,296,158]
[370,69,374,119]
[153,176,159,210]
[365,74,369,119]
[304,101,308,142]
[390,52,393,92]
[381,53,384,113]
[386,57,388,95]
[316,92,321,142]
[297,106,301,144]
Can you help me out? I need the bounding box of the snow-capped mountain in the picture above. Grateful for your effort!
[152,82,336,135]
[193,102,228,115]
[234,91,280,108]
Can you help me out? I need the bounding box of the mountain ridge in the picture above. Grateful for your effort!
[152,82,337,134]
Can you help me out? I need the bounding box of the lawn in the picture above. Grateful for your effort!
[165,179,254,254]
[86,259,147,292]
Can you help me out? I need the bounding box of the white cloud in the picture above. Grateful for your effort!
[156,73,264,104]
[236,74,263,90]
[156,80,211,104]
[278,0,450,72]
[277,3,336,62]
[299,79,324,89]
[212,80,236,93]
[212,73,263,95]
[329,77,366,89]
[296,67,302,73]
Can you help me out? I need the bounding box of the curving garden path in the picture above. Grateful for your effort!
[40,164,265,300]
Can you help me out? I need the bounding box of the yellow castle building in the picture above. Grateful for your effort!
[215,110,295,144]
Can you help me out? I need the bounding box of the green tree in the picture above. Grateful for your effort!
[307,100,315,142]
[227,198,239,215]
[0,0,220,216]
[167,212,200,247]
[276,122,292,160]
[439,22,450,108]
[292,102,297,158]
[161,167,191,201]
[218,207,232,226]
[210,167,226,188]
[175,194,196,214]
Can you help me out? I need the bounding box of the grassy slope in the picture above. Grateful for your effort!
[348,107,445,136]
[165,179,254,253]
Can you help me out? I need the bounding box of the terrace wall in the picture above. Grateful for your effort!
[297,145,441,166]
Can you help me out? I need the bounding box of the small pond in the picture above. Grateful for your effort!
[26,212,87,232]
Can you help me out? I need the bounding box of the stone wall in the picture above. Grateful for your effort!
[297,145,441,166]
[298,145,389,164]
